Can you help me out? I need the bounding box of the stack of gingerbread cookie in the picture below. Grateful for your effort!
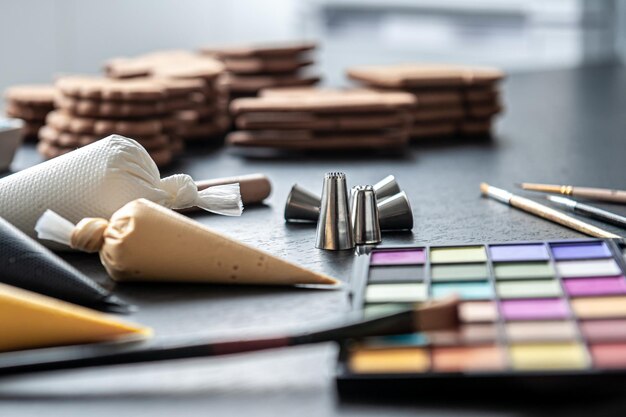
[4,85,56,141]
[226,88,415,151]
[40,76,177,166]
[104,50,228,141]
[346,64,505,139]
[200,42,320,100]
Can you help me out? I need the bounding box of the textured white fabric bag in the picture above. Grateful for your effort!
[0,135,242,248]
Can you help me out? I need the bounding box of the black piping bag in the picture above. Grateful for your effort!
[0,216,133,313]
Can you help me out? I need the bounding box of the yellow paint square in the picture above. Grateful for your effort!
[509,343,588,370]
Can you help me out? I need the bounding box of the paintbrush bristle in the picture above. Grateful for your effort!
[480,182,490,195]
[413,296,460,331]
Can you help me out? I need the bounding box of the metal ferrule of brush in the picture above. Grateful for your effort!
[315,172,355,250]
[284,184,321,223]
[351,185,382,245]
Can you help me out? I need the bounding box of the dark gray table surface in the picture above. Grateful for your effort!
[2,64,626,417]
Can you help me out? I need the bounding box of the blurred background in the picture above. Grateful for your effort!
[3,0,626,96]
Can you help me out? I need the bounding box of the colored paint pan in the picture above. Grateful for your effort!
[506,321,578,342]
[509,343,588,370]
[497,280,562,299]
[550,241,612,260]
[458,301,498,323]
[571,296,626,319]
[432,346,505,371]
[349,347,430,373]
[489,244,549,262]
[370,249,425,266]
[430,246,487,264]
[580,319,626,342]
[368,265,424,283]
[365,283,427,303]
[589,343,626,369]
[556,259,621,278]
[563,276,626,296]
[428,323,498,346]
[494,262,554,280]
[501,299,569,321]
[431,281,493,300]
[431,264,489,281]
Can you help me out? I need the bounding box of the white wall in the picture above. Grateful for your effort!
[0,0,301,96]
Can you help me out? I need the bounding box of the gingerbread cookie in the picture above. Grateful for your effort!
[200,42,316,59]
[4,84,56,106]
[235,111,410,131]
[40,125,169,150]
[230,90,415,114]
[226,129,408,150]
[55,94,168,118]
[459,119,493,135]
[46,110,163,136]
[176,117,229,139]
[220,74,320,93]
[347,64,505,88]
[412,107,465,122]
[410,123,457,138]
[56,76,167,101]
[6,103,52,121]
[223,57,313,74]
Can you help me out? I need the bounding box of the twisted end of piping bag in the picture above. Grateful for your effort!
[35,210,108,253]
[159,174,243,216]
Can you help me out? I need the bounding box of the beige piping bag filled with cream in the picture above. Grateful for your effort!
[0,135,242,249]
[35,198,338,286]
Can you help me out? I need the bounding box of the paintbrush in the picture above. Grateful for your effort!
[547,196,626,229]
[517,183,626,204]
[0,297,459,377]
[480,183,622,238]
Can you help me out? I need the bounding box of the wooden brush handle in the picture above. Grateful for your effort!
[574,187,626,204]
[510,196,621,238]
[196,173,271,205]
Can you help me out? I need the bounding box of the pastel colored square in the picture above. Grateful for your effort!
[590,343,626,369]
[370,250,425,266]
[571,296,626,319]
[494,262,554,280]
[556,259,622,278]
[497,280,562,299]
[368,265,424,283]
[580,320,626,342]
[506,321,578,342]
[349,347,430,373]
[509,343,588,370]
[365,283,427,303]
[459,301,499,323]
[362,333,428,349]
[564,276,626,296]
[432,346,505,372]
[501,299,569,321]
[430,246,487,264]
[550,241,612,260]
[431,264,489,281]
[431,281,494,300]
[363,303,409,319]
[489,244,549,262]
[428,324,498,346]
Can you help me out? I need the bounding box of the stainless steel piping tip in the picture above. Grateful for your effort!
[315,172,355,250]
[351,185,382,245]
[284,184,321,223]
[373,175,401,201]
[378,191,414,231]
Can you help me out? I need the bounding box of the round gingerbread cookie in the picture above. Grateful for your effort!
[6,102,52,121]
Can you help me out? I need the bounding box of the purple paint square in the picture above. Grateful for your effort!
[489,244,549,262]
[370,249,425,266]
[500,299,569,321]
[564,276,626,296]
[550,242,611,260]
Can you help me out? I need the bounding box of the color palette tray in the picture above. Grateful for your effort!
[337,239,626,396]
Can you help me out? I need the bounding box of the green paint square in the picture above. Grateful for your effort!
[431,263,489,281]
[494,262,555,280]
[430,246,487,264]
[497,280,562,299]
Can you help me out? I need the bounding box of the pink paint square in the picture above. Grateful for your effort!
[501,299,569,321]
[370,249,425,266]
[564,276,626,297]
